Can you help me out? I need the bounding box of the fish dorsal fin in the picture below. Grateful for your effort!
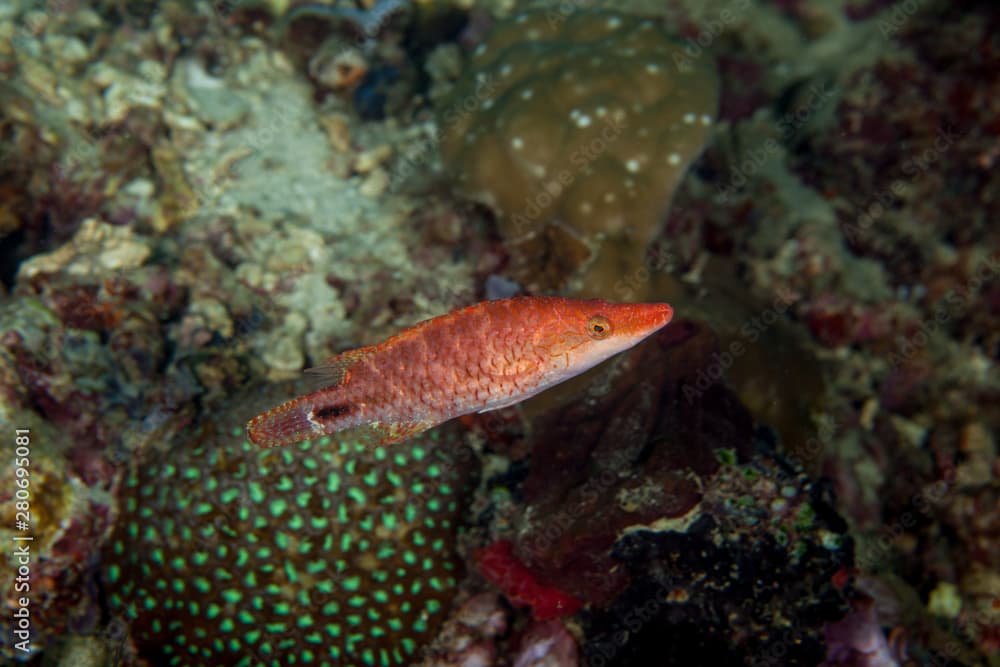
[303,348,370,386]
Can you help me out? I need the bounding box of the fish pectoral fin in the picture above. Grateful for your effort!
[304,348,370,386]
[340,420,437,450]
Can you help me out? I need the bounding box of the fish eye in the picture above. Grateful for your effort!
[586,314,612,340]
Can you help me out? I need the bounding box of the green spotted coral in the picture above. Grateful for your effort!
[103,383,474,667]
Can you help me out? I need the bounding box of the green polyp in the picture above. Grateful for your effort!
[326,472,341,492]
[275,531,290,549]
[277,475,294,491]
[270,498,288,516]
[342,576,361,591]
[249,481,265,503]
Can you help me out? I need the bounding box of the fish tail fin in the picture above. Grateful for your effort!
[246,396,324,448]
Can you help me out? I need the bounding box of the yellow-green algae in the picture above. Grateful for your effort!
[103,384,474,666]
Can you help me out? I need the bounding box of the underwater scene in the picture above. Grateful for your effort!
[0,0,998,665]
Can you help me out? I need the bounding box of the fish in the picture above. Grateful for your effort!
[246,296,674,448]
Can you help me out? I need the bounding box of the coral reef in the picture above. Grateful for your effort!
[103,381,477,666]
[0,0,996,665]
[437,7,718,295]
[478,320,853,664]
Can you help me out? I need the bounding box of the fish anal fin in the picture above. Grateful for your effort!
[304,348,370,386]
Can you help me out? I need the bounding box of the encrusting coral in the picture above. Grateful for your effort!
[103,381,476,666]
[437,7,718,296]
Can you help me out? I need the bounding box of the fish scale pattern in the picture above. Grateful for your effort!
[103,386,474,667]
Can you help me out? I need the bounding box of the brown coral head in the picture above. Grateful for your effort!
[437,8,719,254]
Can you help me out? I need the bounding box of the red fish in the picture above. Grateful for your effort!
[247,296,673,448]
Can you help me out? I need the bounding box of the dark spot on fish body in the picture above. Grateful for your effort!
[314,403,353,421]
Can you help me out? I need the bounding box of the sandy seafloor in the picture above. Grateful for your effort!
[0,0,997,665]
